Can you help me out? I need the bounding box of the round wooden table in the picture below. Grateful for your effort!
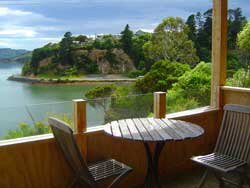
[104,117,204,188]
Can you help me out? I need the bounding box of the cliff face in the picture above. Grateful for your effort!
[88,48,135,74]
[37,48,135,74]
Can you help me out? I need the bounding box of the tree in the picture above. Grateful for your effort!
[74,35,88,44]
[120,24,133,55]
[131,32,152,69]
[228,8,247,49]
[58,32,73,65]
[237,21,250,71]
[227,69,250,88]
[85,85,153,123]
[135,60,190,93]
[143,17,199,67]
[196,9,212,62]
[186,14,197,43]
[169,62,211,106]
[27,43,58,75]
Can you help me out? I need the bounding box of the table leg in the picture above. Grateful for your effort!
[143,142,165,188]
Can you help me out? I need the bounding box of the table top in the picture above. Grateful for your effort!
[104,118,204,142]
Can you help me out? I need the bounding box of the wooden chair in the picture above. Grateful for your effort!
[191,104,250,188]
[48,117,132,188]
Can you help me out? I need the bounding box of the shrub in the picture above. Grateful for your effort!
[135,60,190,93]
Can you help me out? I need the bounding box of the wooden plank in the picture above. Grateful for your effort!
[154,119,182,140]
[103,123,112,135]
[132,118,153,141]
[125,119,142,140]
[172,120,198,138]
[177,121,204,137]
[147,118,172,140]
[162,119,189,139]
[110,121,122,137]
[140,118,164,141]
[118,120,132,139]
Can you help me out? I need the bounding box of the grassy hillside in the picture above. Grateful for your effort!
[0,48,29,59]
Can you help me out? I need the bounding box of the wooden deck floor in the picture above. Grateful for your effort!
[133,170,248,188]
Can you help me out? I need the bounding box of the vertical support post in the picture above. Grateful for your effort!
[73,99,86,133]
[154,92,166,118]
[211,0,228,108]
[73,99,87,160]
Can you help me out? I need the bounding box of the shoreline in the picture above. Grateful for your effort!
[8,75,137,85]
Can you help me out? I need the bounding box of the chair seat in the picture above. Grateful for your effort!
[191,153,247,173]
[88,159,130,181]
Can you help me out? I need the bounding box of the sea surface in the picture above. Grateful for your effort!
[0,62,105,138]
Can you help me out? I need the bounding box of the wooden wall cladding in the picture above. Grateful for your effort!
[0,109,220,188]
[221,87,250,106]
[86,109,221,187]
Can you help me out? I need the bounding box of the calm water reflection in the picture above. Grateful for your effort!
[0,62,105,137]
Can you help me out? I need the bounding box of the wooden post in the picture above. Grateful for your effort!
[73,99,87,133]
[73,99,87,160]
[154,92,166,118]
[211,0,228,108]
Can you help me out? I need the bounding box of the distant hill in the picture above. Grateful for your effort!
[12,52,32,63]
[0,48,31,63]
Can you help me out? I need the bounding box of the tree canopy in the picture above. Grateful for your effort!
[120,24,133,55]
[135,60,190,93]
[143,17,199,67]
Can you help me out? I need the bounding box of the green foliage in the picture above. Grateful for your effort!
[236,21,250,74]
[22,61,32,75]
[29,43,58,75]
[167,91,199,113]
[196,9,212,62]
[186,14,197,43]
[228,8,247,49]
[93,35,120,50]
[105,93,153,122]
[227,51,242,77]
[85,84,153,123]
[131,32,152,69]
[4,122,50,139]
[227,69,250,88]
[105,50,119,68]
[135,60,190,93]
[58,32,74,65]
[127,70,144,78]
[170,62,211,106]
[22,43,58,75]
[74,35,88,44]
[120,24,133,55]
[63,66,78,77]
[85,85,116,99]
[185,8,246,62]
[3,113,73,139]
[238,22,250,52]
[144,17,199,67]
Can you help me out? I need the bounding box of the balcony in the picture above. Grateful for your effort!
[0,0,250,187]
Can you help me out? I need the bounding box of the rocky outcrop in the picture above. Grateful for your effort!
[88,48,135,74]
[33,48,135,75]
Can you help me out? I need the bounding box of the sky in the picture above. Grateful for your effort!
[0,0,249,50]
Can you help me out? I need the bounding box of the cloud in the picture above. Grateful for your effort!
[0,6,62,40]
[0,37,60,50]
[0,7,32,16]
[0,27,37,38]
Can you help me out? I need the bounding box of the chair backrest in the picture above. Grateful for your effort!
[215,104,250,162]
[48,117,95,187]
